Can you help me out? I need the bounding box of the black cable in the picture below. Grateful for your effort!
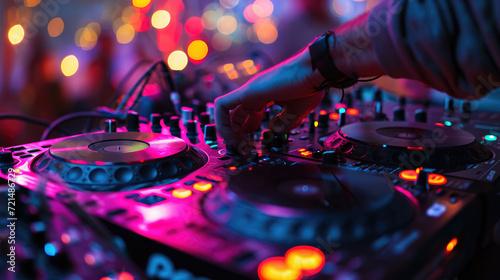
[358,75,383,82]
[107,59,152,108]
[0,114,72,135]
[40,111,114,141]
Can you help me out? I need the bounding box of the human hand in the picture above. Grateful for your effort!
[215,48,326,153]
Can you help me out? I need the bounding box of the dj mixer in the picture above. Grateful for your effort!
[1,88,500,280]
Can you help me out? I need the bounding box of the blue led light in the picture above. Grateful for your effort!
[44,243,58,256]
[339,108,346,114]
[382,145,387,148]
[485,135,497,141]
[444,121,452,126]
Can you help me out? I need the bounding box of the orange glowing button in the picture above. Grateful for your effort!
[285,246,325,276]
[229,166,237,171]
[428,174,447,185]
[301,151,313,156]
[319,110,327,115]
[193,181,213,192]
[258,256,302,280]
[329,113,340,120]
[206,174,223,182]
[298,148,306,152]
[446,238,458,253]
[399,170,418,181]
[346,108,359,116]
[172,188,192,199]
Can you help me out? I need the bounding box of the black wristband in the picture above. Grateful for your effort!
[309,32,358,90]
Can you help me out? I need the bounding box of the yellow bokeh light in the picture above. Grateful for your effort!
[254,20,278,44]
[219,0,239,9]
[87,22,101,37]
[48,17,64,37]
[217,15,237,35]
[24,0,41,8]
[168,51,188,71]
[132,0,151,8]
[61,55,79,77]
[80,28,98,50]
[8,24,25,45]
[187,40,208,61]
[151,10,171,29]
[116,24,135,44]
[212,32,232,51]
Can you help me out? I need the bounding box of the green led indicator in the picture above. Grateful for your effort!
[444,121,452,126]
[485,135,497,141]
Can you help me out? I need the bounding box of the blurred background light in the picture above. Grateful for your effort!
[24,0,41,8]
[116,24,135,44]
[219,0,239,9]
[47,17,64,38]
[185,17,204,36]
[152,10,171,29]
[132,0,151,8]
[187,40,209,61]
[217,15,237,35]
[168,50,188,71]
[61,55,79,77]
[8,24,24,45]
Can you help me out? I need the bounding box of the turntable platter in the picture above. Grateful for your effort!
[204,163,415,245]
[33,132,207,191]
[325,122,492,169]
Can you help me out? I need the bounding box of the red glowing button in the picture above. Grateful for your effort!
[119,271,135,280]
[319,110,327,115]
[229,166,237,171]
[428,174,447,185]
[285,246,325,276]
[329,113,340,120]
[334,104,347,110]
[399,170,418,181]
[446,238,458,253]
[346,108,359,116]
[258,256,302,280]
[435,122,445,127]
[193,181,212,192]
[172,188,192,199]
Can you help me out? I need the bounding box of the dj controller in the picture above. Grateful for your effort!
[1,88,500,280]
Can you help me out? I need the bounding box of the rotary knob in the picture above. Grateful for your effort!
[126,111,139,132]
[150,113,162,133]
[169,116,181,137]
[204,124,217,143]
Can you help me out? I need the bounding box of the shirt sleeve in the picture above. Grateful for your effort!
[368,0,500,99]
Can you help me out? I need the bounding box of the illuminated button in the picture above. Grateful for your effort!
[193,181,212,192]
[172,188,192,199]
[426,202,447,218]
[229,166,237,171]
[118,271,135,280]
[329,113,340,120]
[319,110,327,115]
[338,107,346,114]
[446,238,458,253]
[399,170,418,181]
[258,256,302,280]
[444,121,452,126]
[435,122,445,127]
[346,108,359,116]
[285,246,325,276]
[485,134,497,141]
[298,148,306,152]
[196,174,223,182]
[428,174,447,185]
[301,151,313,157]
[334,104,347,110]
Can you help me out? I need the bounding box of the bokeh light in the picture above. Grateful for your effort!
[219,0,239,9]
[212,32,232,51]
[185,17,204,36]
[47,17,64,37]
[61,55,79,77]
[116,24,135,44]
[168,50,188,71]
[217,15,237,35]
[129,12,149,32]
[252,0,274,18]
[24,0,41,8]
[132,0,151,8]
[151,10,171,29]
[8,24,25,45]
[202,10,219,30]
[258,257,302,280]
[187,40,208,61]
[254,19,278,44]
[243,4,260,23]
